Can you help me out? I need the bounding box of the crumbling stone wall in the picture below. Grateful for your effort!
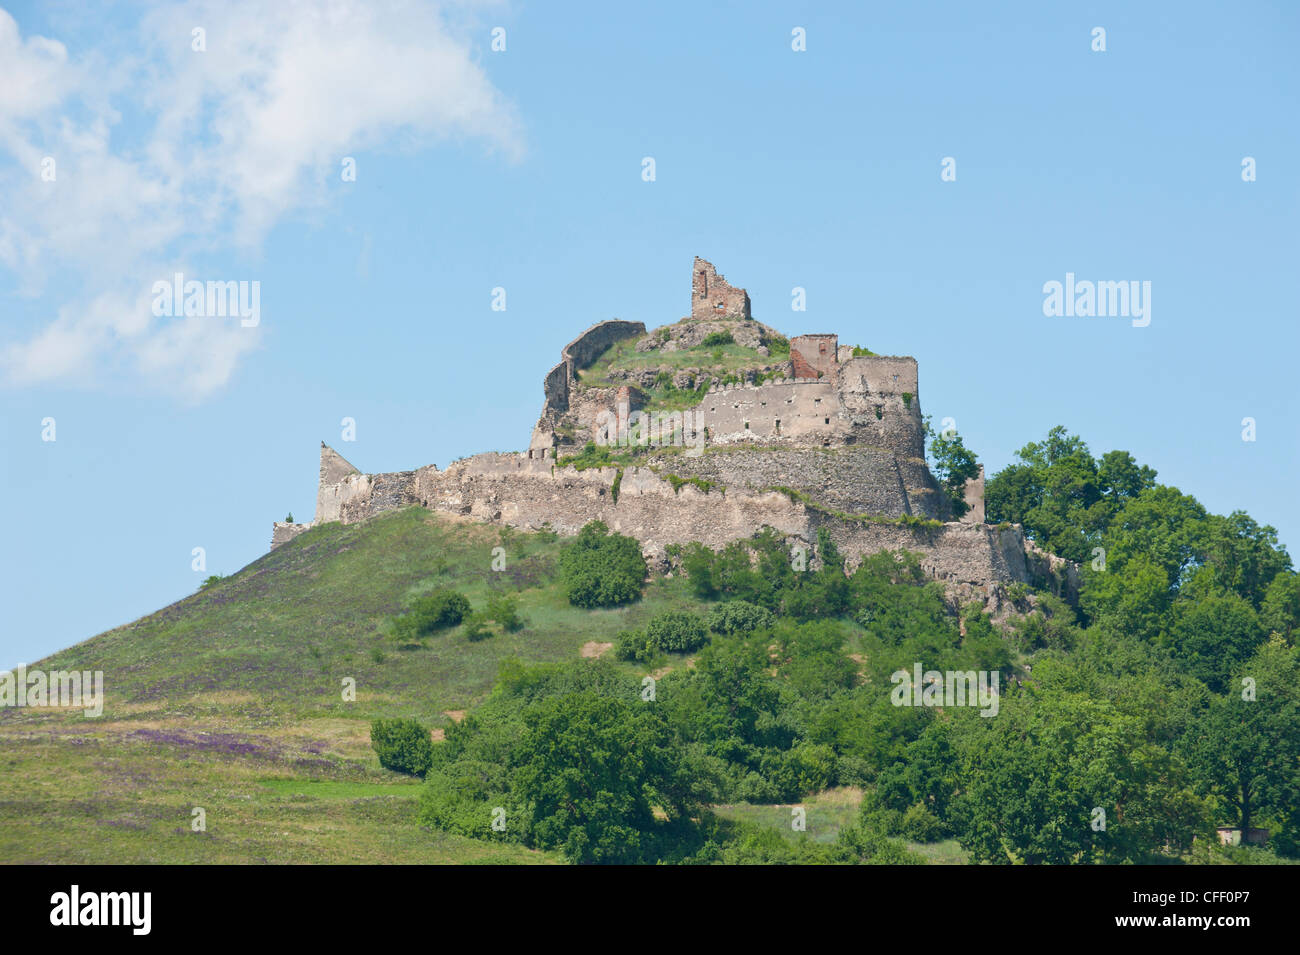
[962,464,986,523]
[315,444,363,523]
[300,447,1042,602]
[284,258,1043,603]
[790,334,839,380]
[533,320,646,455]
[270,521,310,549]
[561,320,645,375]
[660,446,926,518]
[692,257,751,320]
[698,378,843,444]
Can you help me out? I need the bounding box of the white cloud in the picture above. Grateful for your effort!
[0,1,521,401]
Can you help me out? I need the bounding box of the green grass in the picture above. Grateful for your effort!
[575,323,787,412]
[0,507,712,864]
[713,787,864,845]
[0,707,555,863]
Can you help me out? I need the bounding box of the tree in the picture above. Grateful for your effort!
[1262,571,1300,640]
[558,521,646,608]
[925,419,980,517]
[513,691,685,864]
[1184,638,1300,839]
[955,687,1208,863]
[1164,593,1264,693]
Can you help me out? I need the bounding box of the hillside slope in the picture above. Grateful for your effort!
[0,508,714,863]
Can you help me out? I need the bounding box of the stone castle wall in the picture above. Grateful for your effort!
[791,334,840,380]
[276,258,1046,608]
[301,444,1034,596]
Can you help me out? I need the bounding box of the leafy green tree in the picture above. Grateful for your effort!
[371,718,434,777]
[1199,511,1290,608]
[485,593,523,632]
[1262,571,1300,640]
[558,521,647,608]
[1184,637,1300,839]
[513,691,685,864]
[954,687,1208,864]
[1163,593,1264,692]
[925,419,980,517]
[402,589,471,636]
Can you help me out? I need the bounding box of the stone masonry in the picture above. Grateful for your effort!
[692,257,751,320]
[273,258,1044,607]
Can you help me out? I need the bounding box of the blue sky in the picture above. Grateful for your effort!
[2,0,1296,666]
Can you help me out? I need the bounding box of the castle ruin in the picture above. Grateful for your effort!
[272,259,1066,609]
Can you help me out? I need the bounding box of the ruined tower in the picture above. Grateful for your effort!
[691,257,751,320]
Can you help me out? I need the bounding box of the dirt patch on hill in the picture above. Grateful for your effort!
[580,641,613,659]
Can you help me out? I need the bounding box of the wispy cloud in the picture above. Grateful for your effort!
[0,1,521,400]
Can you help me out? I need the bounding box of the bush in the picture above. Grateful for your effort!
[486,594,523,632]
[701,330,734,347]
[559,521,647,608]
[644,611,709,654]
[706,600,776,635]
[464,612,494,642]
[406,589,471,636]
[371,718,434,777]
[614,629,651,662]
[900,802,944,842]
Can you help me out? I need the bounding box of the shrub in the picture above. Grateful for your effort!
[614,629,650,662]
[407,589,471,635]
[370,718,434,777]
[701,330,734,347]
[644,611,709,654]
[706,600,776,635]
[464,612,494,642]
[900,802,944,843]
[486,594,523,632]
[559,521,647,608]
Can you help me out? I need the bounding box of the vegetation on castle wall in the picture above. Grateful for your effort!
[923,416,979,518]
[661,472,720,495]
[765,485,942,529]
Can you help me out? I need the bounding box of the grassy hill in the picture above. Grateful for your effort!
[0,508,716,864]
[11,507,878,864]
